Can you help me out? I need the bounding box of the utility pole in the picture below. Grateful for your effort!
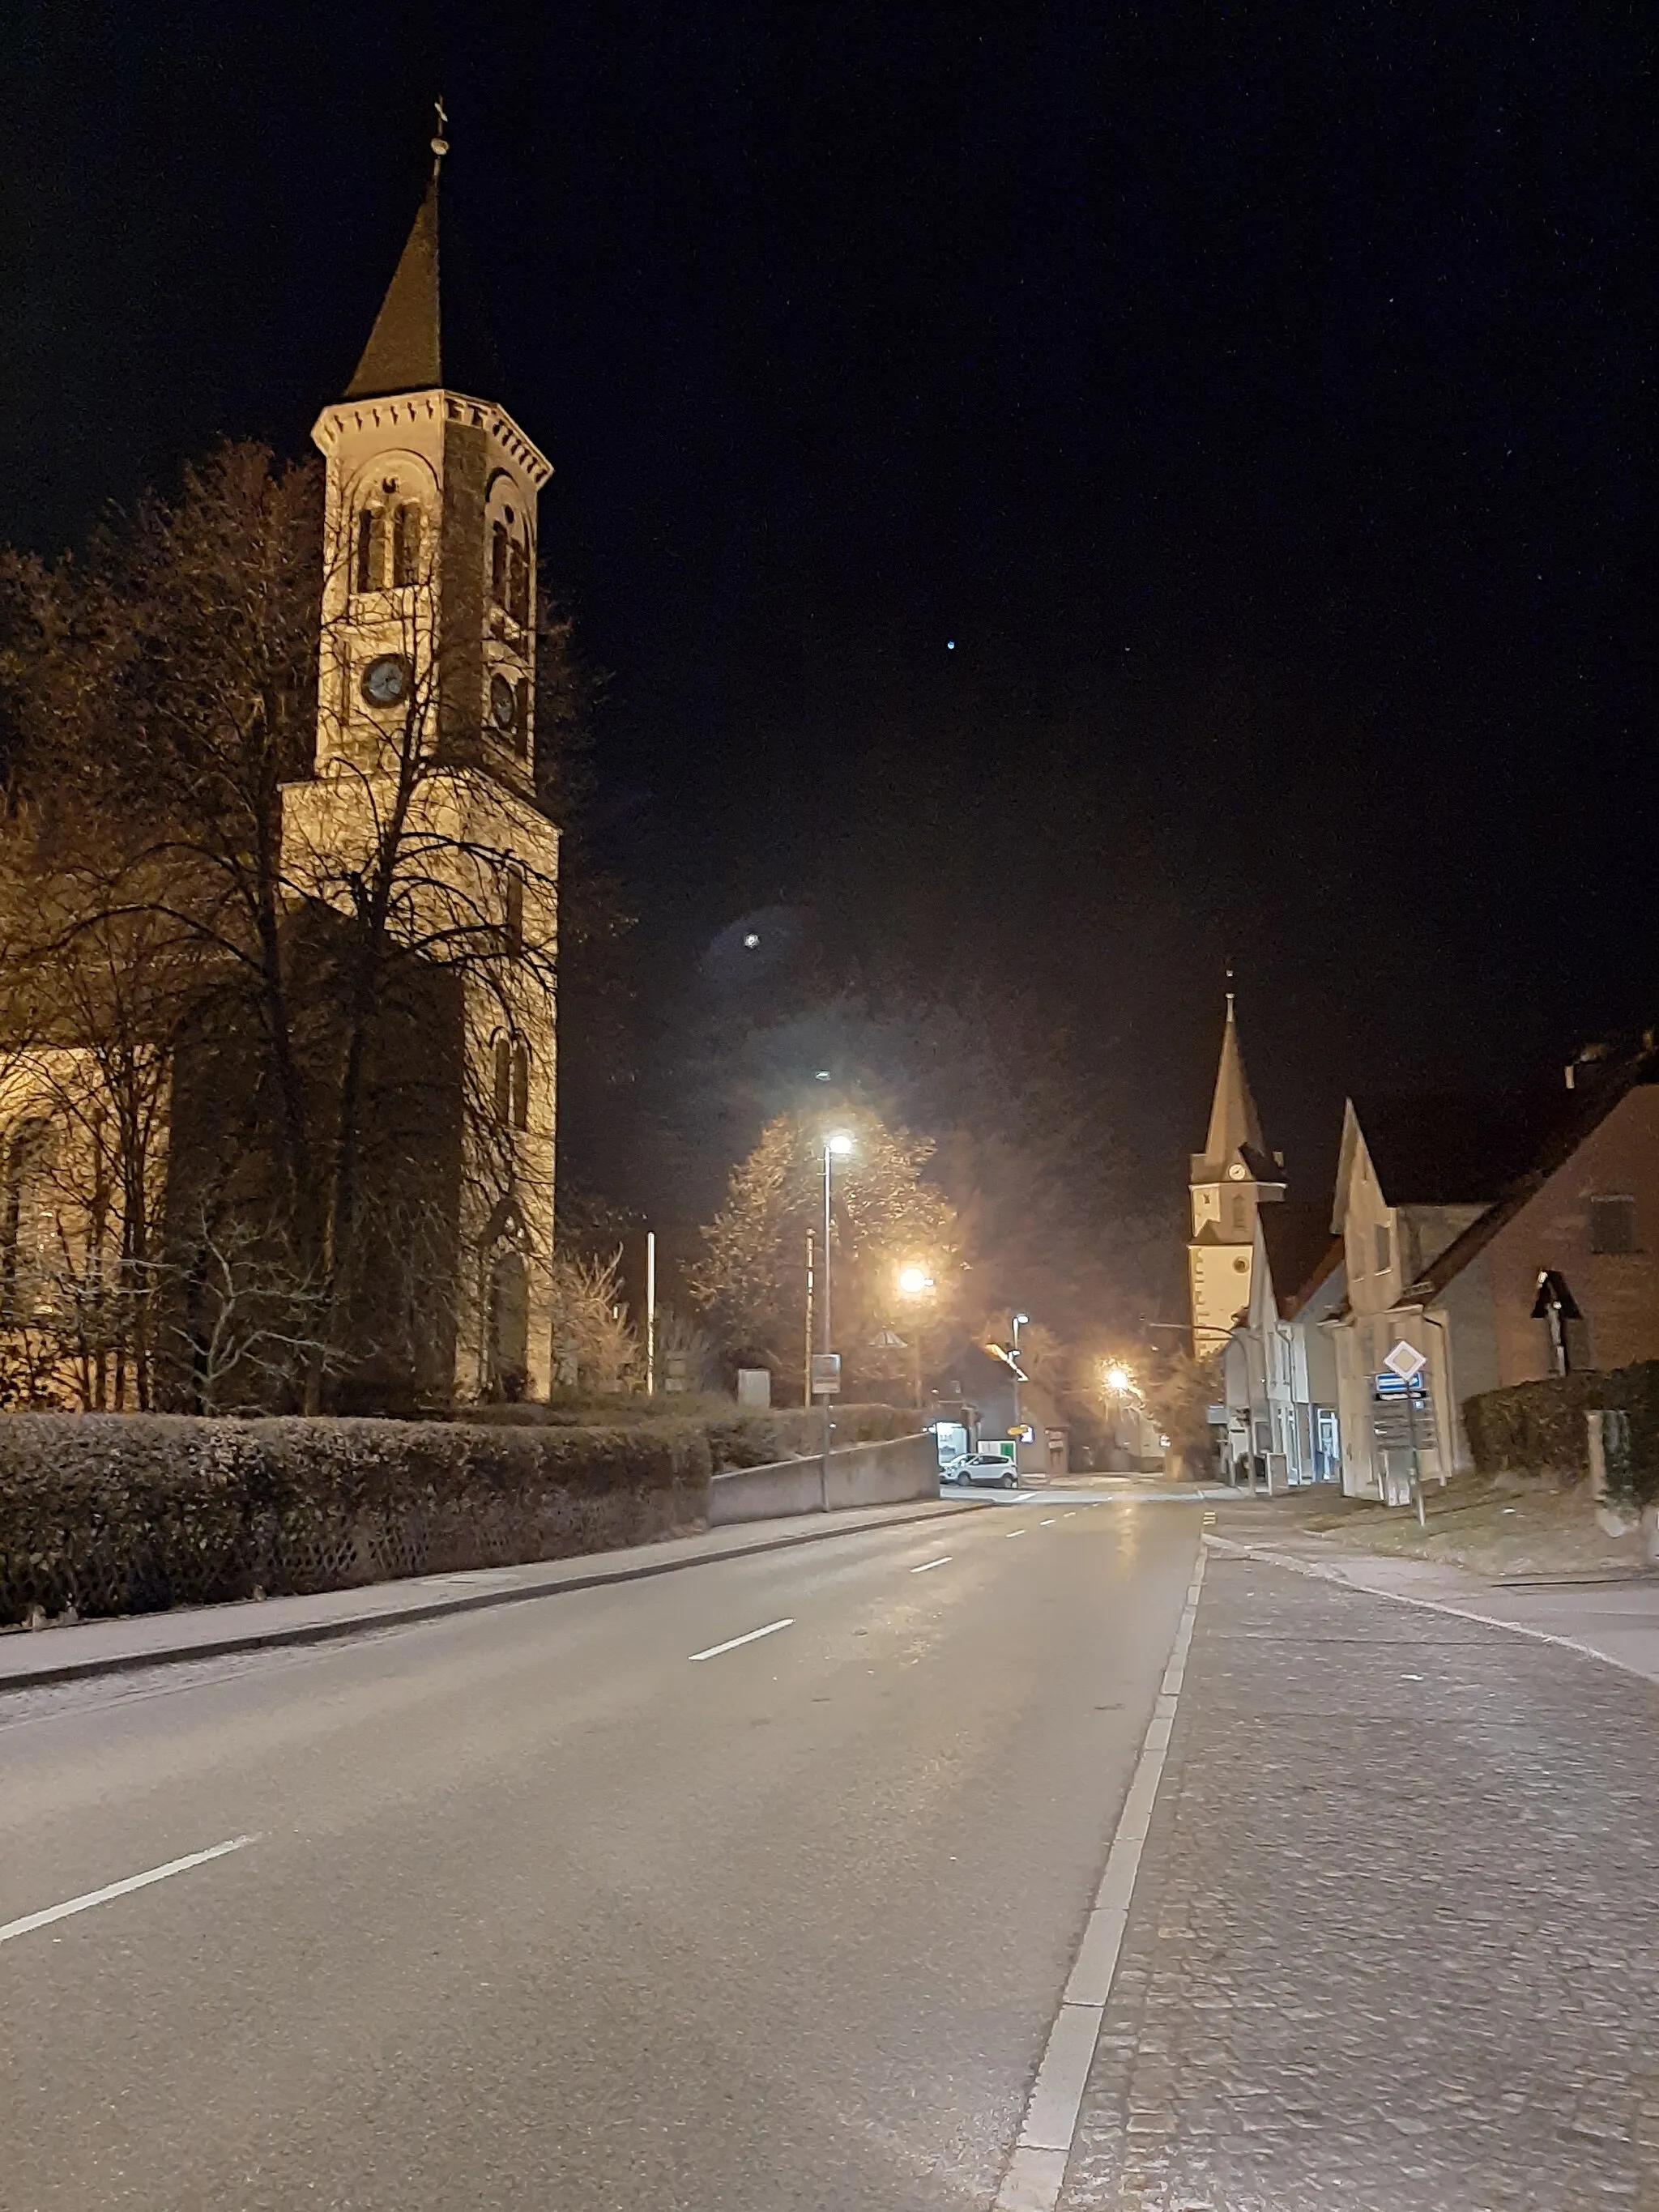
[645,1230,656,1397]
[803,1229,815,1408]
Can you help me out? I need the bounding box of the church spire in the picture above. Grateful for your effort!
[1202,988,1266,1168]
[345,105,449,400]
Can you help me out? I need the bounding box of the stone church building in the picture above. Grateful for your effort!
[0,147,561,1410]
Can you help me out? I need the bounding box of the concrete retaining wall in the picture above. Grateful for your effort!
[708,1430,938,1526]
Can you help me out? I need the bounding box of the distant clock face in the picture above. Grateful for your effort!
[1226,1161,1247,1181]
[490,673,518,732]
[361,654,412,708]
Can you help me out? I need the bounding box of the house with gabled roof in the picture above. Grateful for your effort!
[1222,1200,1345,1488]
[1328,1045,1659,1498]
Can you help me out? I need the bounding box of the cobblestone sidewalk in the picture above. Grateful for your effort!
[1060,1547,1659,2210]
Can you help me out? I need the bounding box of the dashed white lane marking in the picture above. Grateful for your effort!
[994,1541,1209,2211]
[0,1835,258,1949]
[1040,1518,1057,1526]
[1005,1529,1027,1539]
[910,1556,953,1575]
[689,1618,795,1662]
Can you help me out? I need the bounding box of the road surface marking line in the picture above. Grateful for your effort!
[689,1618,794,1662]
[0,1835,257,1948]
[996,1538,1209,2211]
[1040,1518,1057,1525]
[1005,1529,1027,1539]
[910,1556,953,1575]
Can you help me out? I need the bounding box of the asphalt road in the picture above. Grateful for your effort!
[0,1498,1199,2210]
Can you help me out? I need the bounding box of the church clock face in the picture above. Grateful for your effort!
[360,654,412,708]
[490,672,518,733]
[1226,1161,1247,1181]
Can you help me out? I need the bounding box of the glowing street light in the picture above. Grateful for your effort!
[896,1264,935,1407]
[1104,1365,1132,1395]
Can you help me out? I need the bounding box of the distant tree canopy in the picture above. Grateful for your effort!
[690,1105,959,1400]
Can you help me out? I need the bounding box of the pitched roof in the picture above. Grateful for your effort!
[1350,1089,1570,1207]
[1201,996,1265,1166]
[1410,1055,1659,1298]
[1259,1201,1341,1316]
[347,174,442,398]
[344,164,505,403]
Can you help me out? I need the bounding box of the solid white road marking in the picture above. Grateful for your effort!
[0,1835,257,1949]
[994,1541,1209,2212]
[910,1556,953,1575]
[689,1618,794,1662]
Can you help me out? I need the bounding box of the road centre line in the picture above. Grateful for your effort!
[995,1539,1209,2212]
[910,1556,953,1575]
[0,1835,257,1950]
[689,1618,794,1662]
[1005,1529,1027,1539]
[1040,1518,1057,1525]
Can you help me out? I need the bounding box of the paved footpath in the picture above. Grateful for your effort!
[1060,1543,1659,2211]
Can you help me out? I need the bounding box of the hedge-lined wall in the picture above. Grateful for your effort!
[1464,1362,1659,1502]
[470,1400,917,1465]
[0,1413,713,1628]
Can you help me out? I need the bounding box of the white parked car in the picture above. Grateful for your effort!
[946,1451,1021,1490]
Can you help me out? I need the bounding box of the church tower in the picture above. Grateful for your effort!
[281,123,560,1402]
[1188,991,1283,1357]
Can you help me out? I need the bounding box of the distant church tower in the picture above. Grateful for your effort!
[1188,991,1282,1358]
[281,123,560,1402]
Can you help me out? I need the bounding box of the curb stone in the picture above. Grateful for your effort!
[0,1498,990,1692]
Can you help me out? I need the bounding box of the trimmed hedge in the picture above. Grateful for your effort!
[1464,1362,1659,1503]
[468,1400,917,1467]
[0,1413,713,1628]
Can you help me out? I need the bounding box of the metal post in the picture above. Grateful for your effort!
[820,1146,834,1509]
[1405,1379,1424,1526]
[645,1230,656,1398]
[803,1229,815,1409]
[1012,1312,1023,1477]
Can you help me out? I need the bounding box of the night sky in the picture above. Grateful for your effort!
[4,3,1650,1259]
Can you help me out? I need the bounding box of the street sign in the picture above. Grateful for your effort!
[1384,1340,1427,1383]
[810,1352,842,1397]
[1008,1422,1034,1443]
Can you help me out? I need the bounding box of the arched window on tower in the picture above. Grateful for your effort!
[356,508,383,594]
[391,502,422,588]
[493,1036,512,1127]
[511,1044,531,1132]
[491,522,510,607]
[503,869,524,958]
[1,1118,54,1322]
[508,539,530,629]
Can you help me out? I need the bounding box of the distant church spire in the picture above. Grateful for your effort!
[344,107,449,399]
[1202,983,1265,1168]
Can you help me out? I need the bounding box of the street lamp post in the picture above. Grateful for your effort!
[897,1264,934,1411]
[1012,1311,1030,1475]
[818,1132,855,1505]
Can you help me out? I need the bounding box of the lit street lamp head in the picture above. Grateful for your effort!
[897,1264,933,1298]
[1104,1365,1132,1394]
[825,1130,855,1157]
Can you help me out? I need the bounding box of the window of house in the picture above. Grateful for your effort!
[391,503,421,588]
[1229,1191,1246,1233]
[1375,1222,1392,1274]
[1591,1194,1638,1255]
[493,1037,512,1126]
[511,1043,530,1132]
[503,869,524,958]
